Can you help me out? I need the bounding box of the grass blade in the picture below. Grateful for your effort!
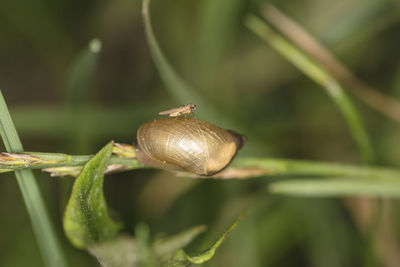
[141,0,201,104]
[208,157,400,180]
[196,0,243,105]
[153,225,207,257]
[65,39,102,105]
[244,15,374,163]
[0,91,68,267]
[141,0,230,125]
[262,4,400,125]
[63,141,121,248]
[230,157,400,179]
[64,39,102,153]
[269,178,400,198]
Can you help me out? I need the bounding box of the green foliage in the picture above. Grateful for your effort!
[3,0,400,266]
[87,224,208,267]
[184,212,244,264]
[85,215,235,267]
[88,235,139,267]
[66,39,102,106]
[63,141,121,248]
[231,158,400,197]
[142,0,199,104]
[62,139,238,266]
[245,15,374,163]
[152,225,207,257]
[159,214,243,266]
[142,0,235,127]
[0,91,68,267]
[270,177,400,197]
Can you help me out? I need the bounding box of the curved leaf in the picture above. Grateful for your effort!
[141,0,235,127]
[63,141,121,248]
[184,212,244,264]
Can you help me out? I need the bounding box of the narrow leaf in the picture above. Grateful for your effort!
[65,39,102,153]
[141,0,201,104]
[262,4,400,125]
[244,15,374,163]
[184,213,244,264]
[153,225,207,257]
[135,223,156,267]
[161,250,189,267]
[230,157,400,179]
[141,0,232,126]
[65,38,102,105]
[0,91,68,267]
[63,141,121,248]
[270,178,400,198]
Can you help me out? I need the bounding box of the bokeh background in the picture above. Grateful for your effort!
[1,0,400,266]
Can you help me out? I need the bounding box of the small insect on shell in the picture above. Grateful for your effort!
[135,117,246,176]
[158,104,196,117]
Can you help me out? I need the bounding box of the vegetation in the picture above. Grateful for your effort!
[1,0,400,266]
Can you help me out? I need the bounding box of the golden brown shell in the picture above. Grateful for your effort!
[135,117,246,176]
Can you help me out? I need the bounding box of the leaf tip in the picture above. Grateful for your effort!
[89,39,102,53]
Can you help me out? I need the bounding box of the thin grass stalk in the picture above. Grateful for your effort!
[262,4,400,125]
[244,15,374,163]
[0,91,68,267]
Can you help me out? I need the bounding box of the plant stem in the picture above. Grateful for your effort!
[0,91,68,267]
[1,149,400,180]
[0,145,144,176]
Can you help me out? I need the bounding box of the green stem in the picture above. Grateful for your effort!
[231,158,400,179]
[1,151,400,180]
[0,151,144,176]
[0,91,68,267]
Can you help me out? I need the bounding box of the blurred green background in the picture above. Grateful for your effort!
[1,0,400,266]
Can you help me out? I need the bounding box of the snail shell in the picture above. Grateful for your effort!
[135,117,246,176]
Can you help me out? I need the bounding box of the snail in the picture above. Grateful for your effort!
[135,117,246,176]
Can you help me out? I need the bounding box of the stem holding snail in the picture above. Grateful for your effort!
[0,143,143,176]
[1,144,400,182]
